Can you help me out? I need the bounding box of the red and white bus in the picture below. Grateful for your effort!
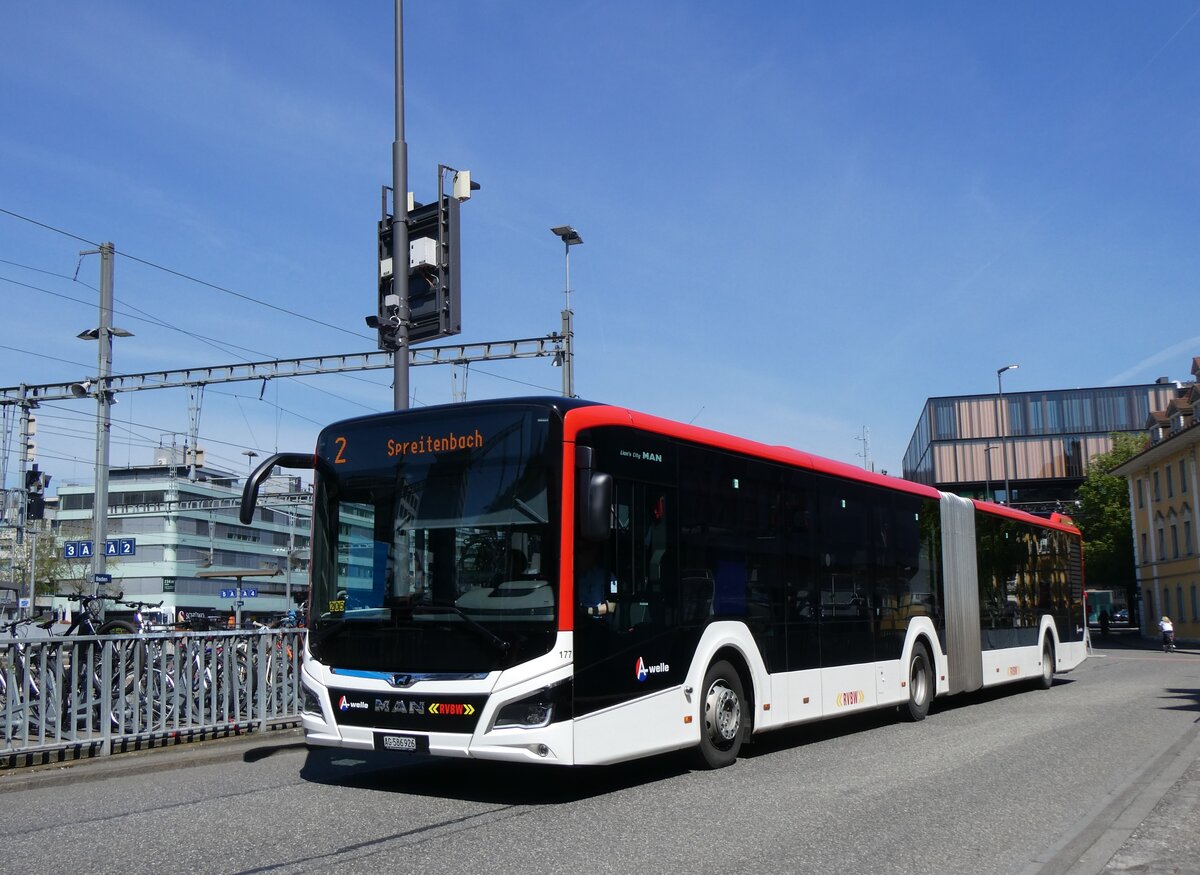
[242,398,1087,767]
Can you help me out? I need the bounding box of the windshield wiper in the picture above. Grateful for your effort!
[414,602,511,655]
[310,619,347,647]
[513,498,548,524]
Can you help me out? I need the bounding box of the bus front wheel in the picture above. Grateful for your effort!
[695,660,745,769]
[900,641,933,722]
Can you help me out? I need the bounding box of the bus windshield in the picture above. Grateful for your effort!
[308,405,559,673]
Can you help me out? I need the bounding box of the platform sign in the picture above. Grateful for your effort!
[64,540,93,559]
[221,587,259,598]
[65,538,135,559]
[105,538,136,557]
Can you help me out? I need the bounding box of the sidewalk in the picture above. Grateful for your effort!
[0,726,305,794]
[1028,632,1200,875]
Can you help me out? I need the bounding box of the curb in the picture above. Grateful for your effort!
[0,726,305,793]
[1020,723,1200,874]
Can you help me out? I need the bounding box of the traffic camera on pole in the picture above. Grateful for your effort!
[366,167,477,349]
[25,464,49,521]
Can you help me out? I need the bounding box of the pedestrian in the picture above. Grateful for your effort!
[1159,615,1175,652]
[1099,609,1110,638]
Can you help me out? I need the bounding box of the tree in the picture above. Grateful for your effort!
[9,529,74,598]
[8,529,116,601]
[1074,432,1147,622]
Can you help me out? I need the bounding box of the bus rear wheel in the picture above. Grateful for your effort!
[1038,639,1055,689]
[900,641,932,722]
[695,660,745,769]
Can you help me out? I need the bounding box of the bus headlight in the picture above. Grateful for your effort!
[492,679,572,730]
[301,681,323,717]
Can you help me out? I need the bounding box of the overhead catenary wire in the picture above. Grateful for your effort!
[0,207,373,342]
[1,211,564,451]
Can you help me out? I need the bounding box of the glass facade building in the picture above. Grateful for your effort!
[903,382,1180,509]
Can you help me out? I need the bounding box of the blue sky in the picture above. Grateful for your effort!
[2,2,1198,492]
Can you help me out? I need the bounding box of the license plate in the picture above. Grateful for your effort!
[377,733,427,753]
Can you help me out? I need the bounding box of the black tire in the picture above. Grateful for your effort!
[900,641,933,722]
[695,660,746,769]
[1037,638,1054,690]
[97,619,137,636]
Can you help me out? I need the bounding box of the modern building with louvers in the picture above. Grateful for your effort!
[903,379,1182,513]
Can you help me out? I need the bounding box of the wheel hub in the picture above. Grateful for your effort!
[705,680,741,742]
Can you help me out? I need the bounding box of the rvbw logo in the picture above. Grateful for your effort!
[634,656,669,682]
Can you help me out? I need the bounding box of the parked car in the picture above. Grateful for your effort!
[1112,608,1129,624]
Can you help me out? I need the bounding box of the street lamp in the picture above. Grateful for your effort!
[996,364,1019,505]
[550,225,583,398]
[983,444,1000,502]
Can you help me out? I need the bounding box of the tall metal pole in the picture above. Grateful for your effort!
[16,394,31,615]
[391,0,410,411]
[997,364,1018,505]
[92,242,116,589]
[562,238,574,398]
[551,226,582,398]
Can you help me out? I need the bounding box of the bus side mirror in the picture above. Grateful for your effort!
[581,472,612,542]
[576,446,611,542]
[239,452,321,524]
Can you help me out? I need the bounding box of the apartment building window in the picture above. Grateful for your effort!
[1137,478,1145,509]
[1153,471,1161,501]
[1167,466,1174,498]
[1182,460,1189,494]
[1157,522,1165,559]
[1192,585,1199,623]
[1186,517,1194,556]
[1141,532,1149,563]
[1171,522,1180,559]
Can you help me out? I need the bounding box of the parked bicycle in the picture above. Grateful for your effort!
[52,591,170,734]
[1,615,63,744]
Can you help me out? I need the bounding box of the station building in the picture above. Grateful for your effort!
[51,447,312,623]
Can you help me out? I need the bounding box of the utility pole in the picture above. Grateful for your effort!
[80,242,118,594]
[855,425,873,472]
[16,394,32,615]
[391,0,410,411]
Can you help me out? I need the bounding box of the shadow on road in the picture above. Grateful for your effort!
[244,741,309,763]
[296,677,1082,802]
[1160,687,1200,713]
[742,677,1075,760]
[298,744,694,804]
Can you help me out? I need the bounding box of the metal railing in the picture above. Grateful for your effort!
[1,627,304,760]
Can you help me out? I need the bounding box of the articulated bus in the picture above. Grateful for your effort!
[241,398,1087,768]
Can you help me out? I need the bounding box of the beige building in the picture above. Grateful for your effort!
[1112,358,1200,643]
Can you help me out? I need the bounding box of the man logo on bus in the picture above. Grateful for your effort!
[635,656,669,682]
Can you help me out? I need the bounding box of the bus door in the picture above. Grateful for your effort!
[573,479,678,717]
[817,483,878,713]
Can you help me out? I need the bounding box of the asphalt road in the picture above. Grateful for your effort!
[0,643,1197,875]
